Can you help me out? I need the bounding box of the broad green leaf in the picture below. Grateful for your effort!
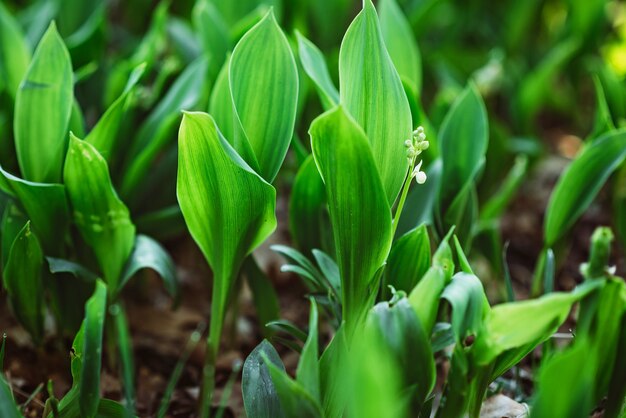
[339,0,412,204]
[0,166,69,255]
[531,340,595,418]
[3,221,44,343]
[176,111,276,342]
[118,235,178,301]
[79,280,107,418]
[368,299,435,409]
[64,134,135,291]
[384,224,430,296]
[229,10,298,182]
[296,32,339,110]
[473,281,601,365]
[289,156,326,256]
[605,310,626,418]
[266,360,323,418]
[0,2,31,99]
[438,83,488,206]
[379,0,421,93]
[408,266,445,334]
[242,340,286,418]
[544,130,626,246]
[441,272,489,342]
[14,22,73,183]
[310,106,392,331]
[193,0,230,77]
[120,57,209,201]
[319,327,348,418]
[0,375,21,418]
[209,56,235,142]
[85,63,145,163]
[297,301,320,402]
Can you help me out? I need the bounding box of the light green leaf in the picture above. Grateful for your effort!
[193,0,230,77]
[438,83,488,206]
[544,130,626,246]
[229,9,298,182]
[64,134,135,291]
[297,300,320,402]
[0,166,69,254]
[266,360,324,418]
[176,111,276,343]
[473,281,601,365]
[209,55,235,142]
[242,340,286,418]
[384,224,430,296]
[339,0,412,204]
[379,0,421,93]
[14,22,73,183]
[85,63,145,163]
[79,280,107,418]
[118,235,178,301]
[408,266,445,335]
[120,57,209,201]
[0,2,31,100]
[310,106,392,331]
[296,32,339,110]
[3,221,44,343]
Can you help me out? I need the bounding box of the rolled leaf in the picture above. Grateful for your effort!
[229,9,298,182]
[310,106,392,332]
[339,0,412,204]
[384,224,430,296]
[14,22,73,183]
[64,134,135,291]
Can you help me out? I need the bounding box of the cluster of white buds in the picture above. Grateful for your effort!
[404,126,429,185]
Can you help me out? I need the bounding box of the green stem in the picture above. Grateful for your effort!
[199,290,224,418]
[391,159,415,239]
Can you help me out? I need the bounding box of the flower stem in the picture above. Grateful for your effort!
[391,158,415,239]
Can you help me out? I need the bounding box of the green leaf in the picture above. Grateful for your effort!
[79,280,107,418]
[379,0,421,93]
[266,359,323,418]
[85,63,145,163]
[244,256,280,338]
[408,266,446,335]
[0,166,69,255]
[310,106,392,331]
[0,375,22,418]
[368,299,435,409]
[0,2,31,100]
[441,272,489,342]
[3,221,44,343]
[110,305,135,416]
[296,32,339,110]
[120,57,209,201]
[531,340,595,418]
[339,0,412,204]
[297,300,320,402]
[384,224,430,296]
[14,22,73,183]
[118,235,178,301]
[438,83,488,207]
[480,155,528,220]
[1,203,27,269]
[319,327,348,418]
[47,257,98,282]
[544,130,626,246]
[229,9,298,182]
[208,56,235,142]
[193,0,230,77]
[64,134,135,291]
[289,156,327,256]
[473,281,601,366]
[176,111,276,343]
[242,340,286,418]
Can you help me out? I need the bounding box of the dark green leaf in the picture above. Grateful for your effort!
[242,340,286,418]
[441,272,489,342]
[14,22,73,183]
[384,224,430,296]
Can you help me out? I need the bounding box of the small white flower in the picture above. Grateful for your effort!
[412,160,427,184]
[404,139,413,148]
